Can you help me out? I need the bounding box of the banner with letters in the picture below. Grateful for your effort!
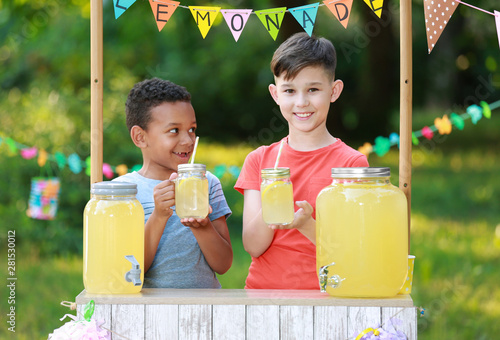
[112,0,499,52]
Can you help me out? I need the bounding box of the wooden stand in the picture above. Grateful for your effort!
[76,289,417,339]
[90,0,103,185]
[86,2,416,339]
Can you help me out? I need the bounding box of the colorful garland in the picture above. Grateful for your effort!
[1,100,497,179]
[357,100,498,158]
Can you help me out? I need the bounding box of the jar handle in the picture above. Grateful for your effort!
[319,262,343,292]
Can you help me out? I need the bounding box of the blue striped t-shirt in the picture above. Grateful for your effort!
[114,171,231,288]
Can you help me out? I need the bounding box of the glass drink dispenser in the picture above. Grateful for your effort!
[316,167,408,297]
[83,182,144,294]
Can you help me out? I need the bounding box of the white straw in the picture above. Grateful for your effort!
[274,139,284,169]
[190,136,199,164]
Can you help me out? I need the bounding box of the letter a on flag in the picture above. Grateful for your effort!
[423,0,459,53]
[221,9,252,42]
[323,0,353,29]
[255,7,287,41]
[189,6,221,39]
[363,0,384,18]
[113,0,137,19]
[289,3,319,36]
[149,0,179,32]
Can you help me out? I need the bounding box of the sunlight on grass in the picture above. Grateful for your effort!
[410,212,500,338]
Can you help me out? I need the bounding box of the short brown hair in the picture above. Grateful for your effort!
[125,78,191,132]
[270,32,337,81]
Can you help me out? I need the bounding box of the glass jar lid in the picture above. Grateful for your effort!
[91,181,138,195]
[261,167,290,177]
[178,163,206,172]
[331,167,390,178]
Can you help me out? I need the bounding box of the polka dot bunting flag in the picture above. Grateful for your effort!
[423,0,459,53]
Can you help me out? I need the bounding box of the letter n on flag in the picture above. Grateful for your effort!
[113,0,137,19]
[221,9,252,42]
[289,3,319,36]
[323,0,353,29]
[255,7,287,41]
[189,6,221,39]
[149,0,179,32]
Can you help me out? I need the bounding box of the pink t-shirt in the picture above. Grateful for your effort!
[234,137,369,289]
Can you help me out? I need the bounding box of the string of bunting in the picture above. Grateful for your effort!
[0,135,240,180]
[1,100,497,180]
[112,0,500,50]
[357,100,499,157]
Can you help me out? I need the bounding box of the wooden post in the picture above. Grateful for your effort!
[399,0,413,252]
[90,0,103,185]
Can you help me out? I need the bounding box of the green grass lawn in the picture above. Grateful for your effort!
[1,139,499,339]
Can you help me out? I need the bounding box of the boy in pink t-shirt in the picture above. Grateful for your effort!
[234,33,368,289]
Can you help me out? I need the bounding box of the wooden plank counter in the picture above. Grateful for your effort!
[76,289,417,339]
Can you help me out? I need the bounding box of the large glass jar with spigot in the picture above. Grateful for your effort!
[83,182,144,294]
[316,167,408,297]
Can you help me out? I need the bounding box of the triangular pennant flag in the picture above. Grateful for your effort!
[255,7,287,41]
[289,3,319,36]
[323,0,353,29]
[189,6,221,39]
[149,0,179,32]
[221,9,252,42]
[423,0,459,53]
[113,0,137,19]
[495,11,500,50]
[363,0,384,18]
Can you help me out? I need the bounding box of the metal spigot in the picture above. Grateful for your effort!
[124,255,142,286]
[318,262,342,292]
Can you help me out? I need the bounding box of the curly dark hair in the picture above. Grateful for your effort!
[125,78,191,132]
[270,32,337,82]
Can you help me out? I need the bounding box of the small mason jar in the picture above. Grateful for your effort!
[316,167,408,297]
[175,164,209,219]
[260,167,294,225]
[83,181,144,294]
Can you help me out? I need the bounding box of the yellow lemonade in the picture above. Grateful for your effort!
[261,180,294,225]
[175,177,209,219]
[83,198,144,294]
[316,170,408,297]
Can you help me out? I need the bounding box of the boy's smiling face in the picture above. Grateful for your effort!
[269,65,343,136]
[137,101,197,179]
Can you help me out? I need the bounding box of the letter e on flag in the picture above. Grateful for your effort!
[149,0,179,32]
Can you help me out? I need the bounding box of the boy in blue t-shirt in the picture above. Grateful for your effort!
[114,78,232,288]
